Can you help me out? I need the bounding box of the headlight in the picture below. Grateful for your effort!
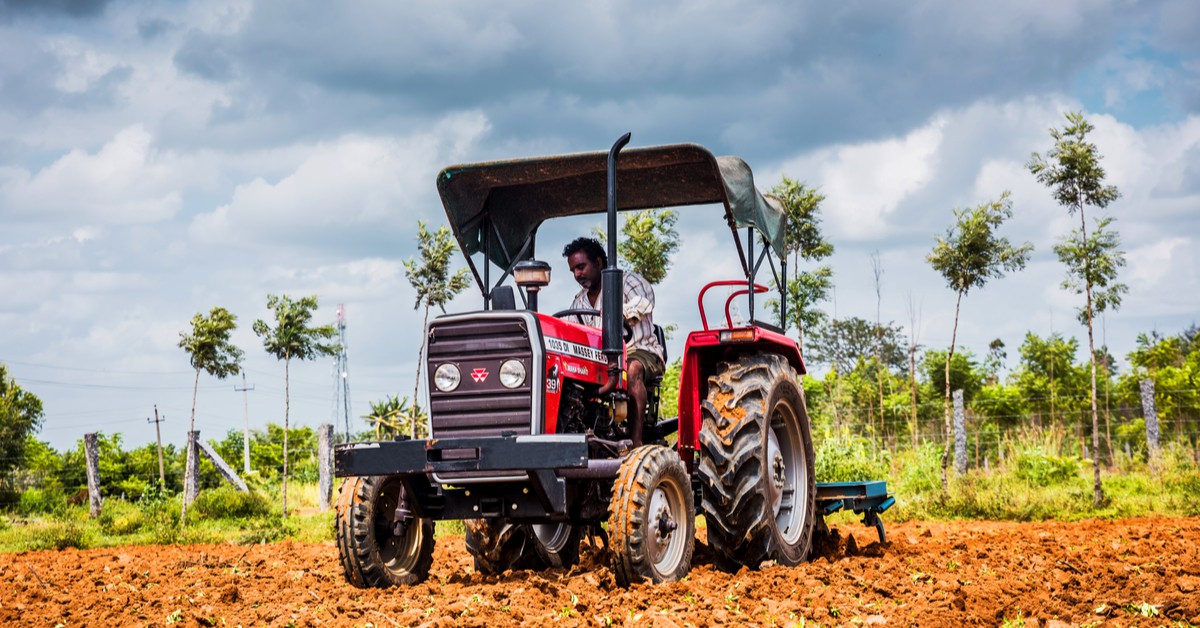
[499,359,526,388]
[434,363,460,392]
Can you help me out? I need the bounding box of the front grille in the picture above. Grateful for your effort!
[426,314,539,439]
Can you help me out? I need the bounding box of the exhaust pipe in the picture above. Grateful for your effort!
[602,132,630,361]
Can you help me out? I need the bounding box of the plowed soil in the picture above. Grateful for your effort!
[3,518,1199,627]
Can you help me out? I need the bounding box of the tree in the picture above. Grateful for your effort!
[770,177,833,353]
[253,294,339,517]
[984,338,1007,385]
[178,306,243,521]
[0,364,45,483]
[617,209,680,285]
[364,395,428,440]
[1014,332,1086,428]
[808,317,908,375]
[927,191,1032,489]
[403,222,471,437]
[1029,111,1124,506]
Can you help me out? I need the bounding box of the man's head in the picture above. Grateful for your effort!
[562,237,607,295]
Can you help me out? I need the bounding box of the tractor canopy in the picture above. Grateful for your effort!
[436,143,786,288]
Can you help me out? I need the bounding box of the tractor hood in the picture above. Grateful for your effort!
[436,143,786,276]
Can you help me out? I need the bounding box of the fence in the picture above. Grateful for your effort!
[1,424,338,517]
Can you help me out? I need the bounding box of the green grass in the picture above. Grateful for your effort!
[3,433,1198,552]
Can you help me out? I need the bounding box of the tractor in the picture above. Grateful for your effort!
[334,134,893,587]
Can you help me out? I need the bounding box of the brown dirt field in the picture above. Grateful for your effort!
[2,518,1198,627]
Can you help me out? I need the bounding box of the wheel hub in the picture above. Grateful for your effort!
[766,429,787,516]
[647,487,677,563]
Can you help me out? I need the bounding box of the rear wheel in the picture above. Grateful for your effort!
[698,353,815,571]
[608,445,695,586]
[335,476,434,587]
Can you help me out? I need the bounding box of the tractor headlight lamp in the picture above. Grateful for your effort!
[434,363,461,392]
[499,359,526,388]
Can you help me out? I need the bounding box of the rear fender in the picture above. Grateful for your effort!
[677,327,805,458]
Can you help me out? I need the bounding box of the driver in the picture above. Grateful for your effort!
[562,237,665,447]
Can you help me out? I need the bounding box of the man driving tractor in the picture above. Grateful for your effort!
[562,236,664,447]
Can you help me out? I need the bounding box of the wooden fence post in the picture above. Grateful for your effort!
[319,423,334,512]
[184,430,200,506]
[1140,378,1161,471]
[84,432,102,518]
[953,389,967,474]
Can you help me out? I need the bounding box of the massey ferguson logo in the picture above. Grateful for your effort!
[470,368,489,383]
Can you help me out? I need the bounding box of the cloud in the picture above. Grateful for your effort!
[0,125,184,224]
[0,0,113,20]
[1125,237,1189,286]
[188,111,490,253]
[772,118,945,240]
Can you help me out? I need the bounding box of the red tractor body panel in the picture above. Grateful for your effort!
[536,313,612,434]
[676,326,805,458]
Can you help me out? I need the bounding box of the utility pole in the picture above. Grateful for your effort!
[148,406,166,488]
[235,373,254,475]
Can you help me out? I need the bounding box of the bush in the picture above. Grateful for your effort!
[1013,447,1080,487]
[192,486,270,520]
[815,434,890,483]
[237,516,296,545]
[26,521,88,551]
[136,487,181,544]
[98,500,145,536]
[17,488,66,516]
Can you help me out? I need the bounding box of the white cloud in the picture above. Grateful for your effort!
[189,111,490,246]
[773,118,945,240]
[1125,236,1189,286]
[0,125,184,224]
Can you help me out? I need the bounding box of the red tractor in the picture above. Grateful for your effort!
[334,134,893,587]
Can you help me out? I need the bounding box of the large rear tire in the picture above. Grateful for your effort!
[698,353,815,571]
[608,445,695,586]
[335,476,435,587]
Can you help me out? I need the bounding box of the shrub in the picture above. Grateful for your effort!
[1013,447,1080,487]
[26,521,88,551]
[136,487,181,544]
[815,434,891,483]
[17,488,66,516]
[98,500,145,536]
[192,486,270,520]
[237,516,296,545]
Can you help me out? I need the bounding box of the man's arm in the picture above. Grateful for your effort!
[622,273,654,323]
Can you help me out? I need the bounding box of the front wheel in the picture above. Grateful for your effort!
[608,445,695,586]
[335,476,435,587]
[698,353,816,571]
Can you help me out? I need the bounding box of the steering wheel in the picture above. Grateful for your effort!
[551,308,634,343]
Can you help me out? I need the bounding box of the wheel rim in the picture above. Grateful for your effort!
[531,522,572,553]
[768,397,807,545]
[374,480,425,575]
[646,477,686,575]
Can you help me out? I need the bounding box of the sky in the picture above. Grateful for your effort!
[2,0,1198,452]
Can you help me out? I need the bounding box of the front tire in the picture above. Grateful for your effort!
[608,445,695,586]
[698,353,815,571]
[335,476,435,587]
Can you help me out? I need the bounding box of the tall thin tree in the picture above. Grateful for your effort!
[403,222,470,437]
[178,306,243,523]
[253,294,339,517]
[927,191,1032,490]
[770,177,834,354]
[1029,111,1125,506]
